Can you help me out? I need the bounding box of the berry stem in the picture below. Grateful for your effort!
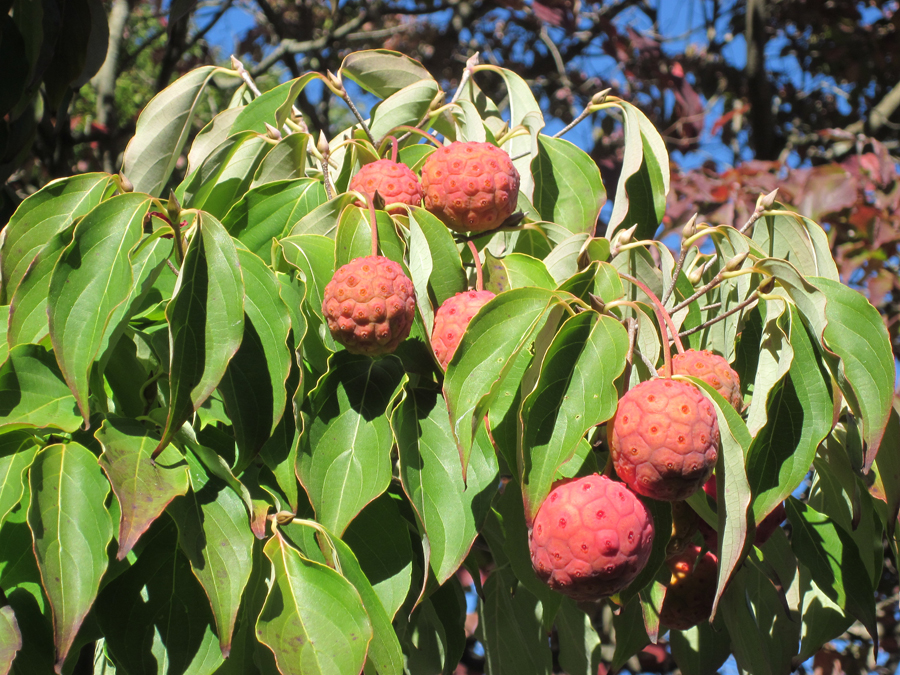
[389,136,399,163]
[387,125,443,147]
[366,195,380,257]
[467,241,484,292]
[617,272,685,377]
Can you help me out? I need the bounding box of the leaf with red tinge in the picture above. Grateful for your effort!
[0,605,22,675]
[27,442,113,673]
[96,416,189,560]
[257,533,373,675]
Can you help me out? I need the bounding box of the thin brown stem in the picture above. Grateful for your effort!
[678,292,760,338]
[341,88,376,145]
[621,316,638,394]
[671,269,726,314]
[467,241,484,291]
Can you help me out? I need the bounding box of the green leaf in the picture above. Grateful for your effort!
[406,206,467,316]
[252,132,312,187]
[682,375,751,617]
[719,558,799,675]
[167,451,254,657]
[179,131,275,219]
[786,497,878,645]
[444,287,561,478]
[0,433,36,529]
[340,49,433,98]
[0,345,82,433]
[279,233,336,325]
[258,533,372,675]
[531,135,605,234]
[797,563,852,662]
[96,417,189,560]
[746,305,832,522]
[157,212,244,456]
[520,312,628,521]
[222,179,326,258]
[483,251,556,293]
[122,66,236,197]
[616,498,671,606]
[392,387,499,585]
[27,442,113,670]
[395,597,449,673]
[555,599,602,675]
[0,173,114,302]
[232,75,321,135]
[609,595,649,672]
[606,100,669,241]
[480,566,552,675]
[753,208,839,280]
[333,206,406,270]
[286,193,356,237]
[369,79,441,142]
[811,276,894,471]
[96,516,225,675]
[341,493,413,620]
[297,352,407,535]
[544,233,591,284]
[0,605,21,674]
[187,108,243,174]
[668,615,732,675]
[218,246,292,464]
[47,193,151,423]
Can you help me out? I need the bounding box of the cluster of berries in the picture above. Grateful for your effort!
[322,141,520,364]
[528,350,785,629]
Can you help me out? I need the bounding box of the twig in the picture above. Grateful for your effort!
[552,90,613,139]
[698,302,722,312]
[738,188,778,235]
[451,52,480,105]
[366,195,380,258]
[621,317,638,390]
[678,292,760,338]
[230,55,262,96]
[661,214,697,306]
[671,269,726,314]
[617,272,685,377]
[317,132,334,200]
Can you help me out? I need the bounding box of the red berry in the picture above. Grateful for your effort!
[660,349,743,410]
[609,379,719,501]
[348,159,423,215]
[420,141,520,233]
[529,474,655,602]
[431,290,495,369]
[322,255,416,356]
[659,544,718,630]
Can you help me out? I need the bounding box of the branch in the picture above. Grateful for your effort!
[92,0,132,173]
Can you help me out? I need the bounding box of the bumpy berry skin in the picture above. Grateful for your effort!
[659,544,718,630]
[431,290,496,369]
[348,159,423,215]
[699,477,786,548]
[529,474,655,602]
[609,379,719,501]
[322,255,416,356]
[420,142,520,233]
[660,349,743,410]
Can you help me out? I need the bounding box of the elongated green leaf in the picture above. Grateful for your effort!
[444,287,560,477]
[341,494,413,620]
[369,79,441,142]
[719,561,798,675]
[96,517,224,675]
[157,212,244,456]
[27,443,112,671]
[483,251,556,293]
[754,208,839,280]
[180,131,274,219]
[668,614,732,675]
[218,246,292,464]
[167,450,254,657]
[340,49,433,98]
[279,233,336,324]
[520,312,628,521]
[297,352,407,535]
[47,193,151,423]
[392,387,499,584]
[811,276,893,471]
[187,107,243,174]
[532,135,605,234]
[0,433,36,529]
[0,345,81,433]
[744,299,793,436]
[96,417,189,560]
[223,179,326,257]
[786,497,878,645]
[0,604,21,674]
[406,206,467,324]
[258,533,372,675]
[0,173,115,303]
[606,100,669,241]
[555,599,601,675]
[334,206,405,269]
[232,75,321,135]
[682,375,751,617]
[7,225,73,349]
[608,595,649,671]
[252,132,312,187]
[746,305,832,522]
[481,566,552,675]
[287,193,356,237]
[123,66,235,196]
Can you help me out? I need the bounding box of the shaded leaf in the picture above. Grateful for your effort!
[0,345,82,433]
[531,135,605,234]
[0,432,37,528]
[0,605,21,675]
